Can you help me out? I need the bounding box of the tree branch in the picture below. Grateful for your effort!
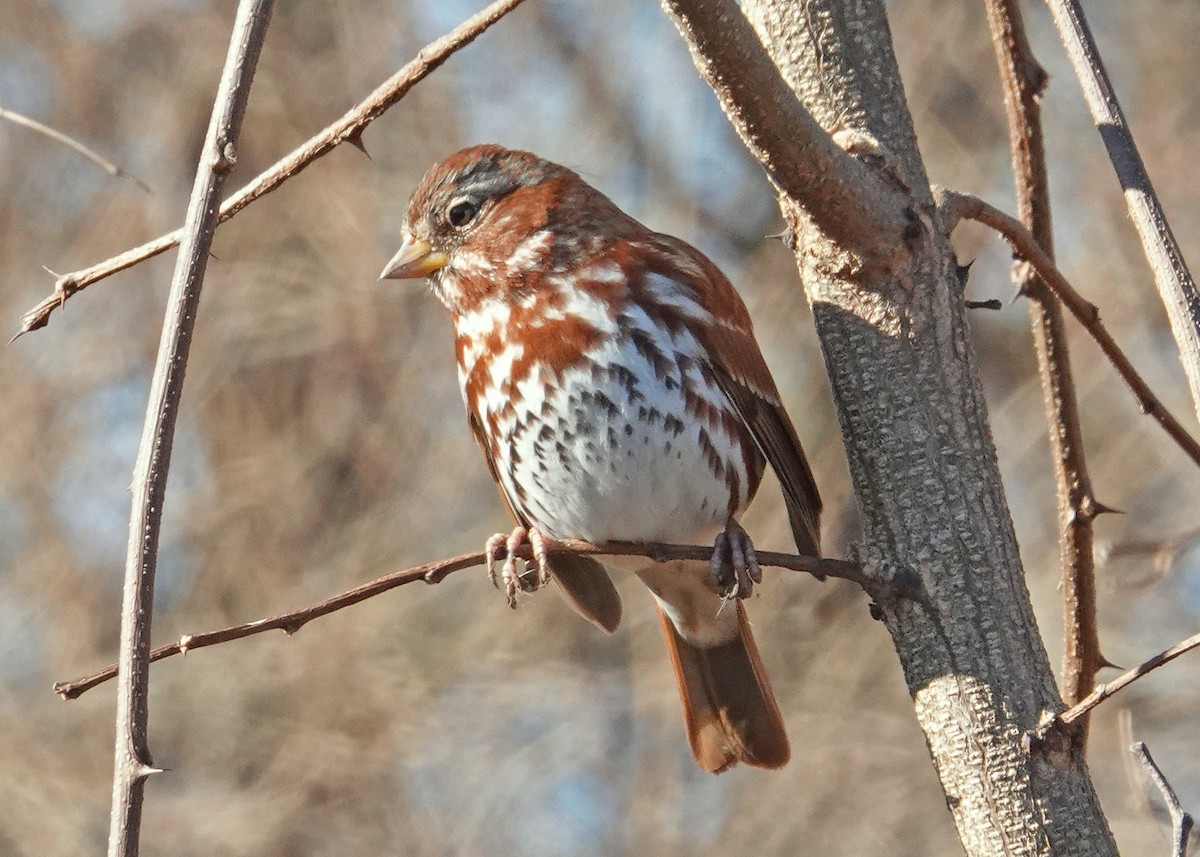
[1048,630,1200,729]
[106,2,273,854]
[938,188,1200,469]
[12,0,531,340]
[0,106,151,194]
[56,540,864,701]
[982,0,1101,742]
[1043,0,1200,428]
[1130,742,1195,857]
[658,0,912,262]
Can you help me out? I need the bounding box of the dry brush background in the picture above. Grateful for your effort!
[1,0,1198,854]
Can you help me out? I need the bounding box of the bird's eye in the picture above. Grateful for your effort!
[447,200,478,228]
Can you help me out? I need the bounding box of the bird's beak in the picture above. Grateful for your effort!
[379,233,448,280]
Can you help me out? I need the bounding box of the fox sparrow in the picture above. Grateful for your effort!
[381,145,821,773]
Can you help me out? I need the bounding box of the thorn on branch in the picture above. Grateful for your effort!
[135,764,167,780]
[955,258,974,289]
[1087,499,1124,519]
[346,132,372,160]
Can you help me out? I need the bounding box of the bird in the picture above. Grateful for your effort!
[380,145,821,773]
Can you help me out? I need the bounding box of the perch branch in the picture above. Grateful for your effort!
[0,106,151,194]
[982,0,1101,739]
[56,540,864,701]
[938,188,1200,469]
[13,0,530,339]
[1130,742,1195,857]
[1043,0,1200,427]
[106,2,272,854]
[658,0,911,261]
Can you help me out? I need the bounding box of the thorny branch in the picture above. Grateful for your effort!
[0,106,151,193]
[1043,0,1200,428]
[938,188,1200,469]
[55,540,865,701]
[13,0,531,339]
[982,0,1102,739]
[107,1,273,854]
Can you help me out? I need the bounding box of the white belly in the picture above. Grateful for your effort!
[468,331,748,545]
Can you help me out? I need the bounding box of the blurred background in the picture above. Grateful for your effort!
[1,0,1198,853]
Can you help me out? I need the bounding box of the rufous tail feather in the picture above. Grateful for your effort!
[657,602,789,773]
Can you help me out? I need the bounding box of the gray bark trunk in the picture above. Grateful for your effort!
[741,2,1119,854]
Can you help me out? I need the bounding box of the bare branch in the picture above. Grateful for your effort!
[1053,630,1200,728]
[1130,742,1195,857]
[938,188,1200,469]
[0,106,152,194]
[56,540,864,701]
[1043,0,1200,428]
[107,2,273,854]
[12,0,531,340]
[658,0,912,262]
[982,0,1101,740]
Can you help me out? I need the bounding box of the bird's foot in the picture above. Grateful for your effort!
[710,520,761,602]
[485,526,553,608]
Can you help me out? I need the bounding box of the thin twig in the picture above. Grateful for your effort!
[1043,0,1200,428]
[12,0,531,339]
[1055,630,1200,727]
[658,0,911,262]
[1130,742,1195,857]
[0,106,152,194]
[55,540,864,701]
[107,2,273,855]
[982,0,1101,741]
[938,188,1200,469]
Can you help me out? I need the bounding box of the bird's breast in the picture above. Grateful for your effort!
[455,301,762,544]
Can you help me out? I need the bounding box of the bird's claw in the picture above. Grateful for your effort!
[710,520,761,602]
[484,526,554,608]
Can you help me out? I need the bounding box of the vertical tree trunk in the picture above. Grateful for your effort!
[736,2,1118,853]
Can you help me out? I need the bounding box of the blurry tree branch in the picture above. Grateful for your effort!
[659,0,913,263]
[1044,0,1200,429]
[0,106,151,194]
[939,188,1200,469]
[13,0,530,339]
[982,0,1101,743]
[667,0,1119,852]
[107,0,273,854]
[55,540,862,700]
[1129,742,1195,857]
[1107,524,1200,588]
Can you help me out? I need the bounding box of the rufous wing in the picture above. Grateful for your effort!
[647,234,822,556]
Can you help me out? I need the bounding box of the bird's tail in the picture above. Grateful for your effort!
[657,602,790,773]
